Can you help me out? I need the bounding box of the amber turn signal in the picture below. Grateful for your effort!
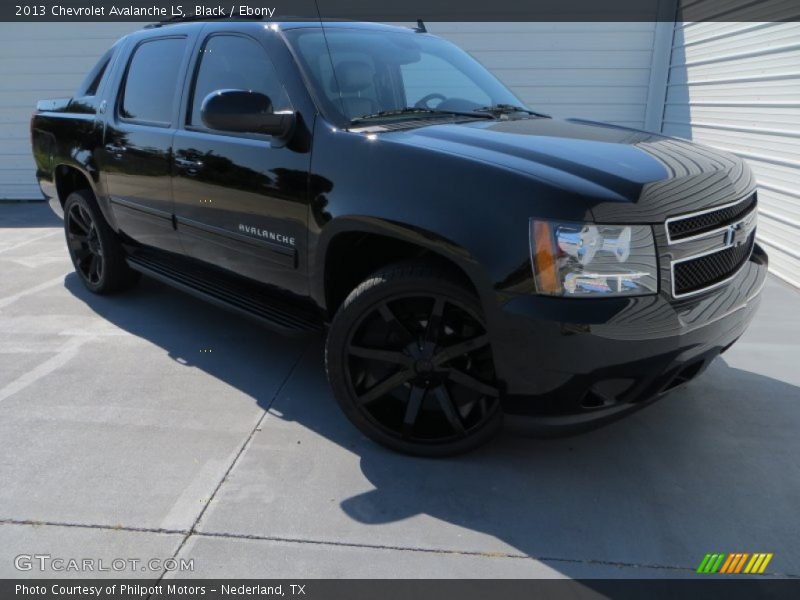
[531,220,562,295]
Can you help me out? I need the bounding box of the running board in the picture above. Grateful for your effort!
[126,254,323,336]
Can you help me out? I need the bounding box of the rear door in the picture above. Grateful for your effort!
[101,34,191,255]
[171,29,311,295]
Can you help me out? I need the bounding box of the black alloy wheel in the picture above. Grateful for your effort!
[66,200,104,286]
[326,263,503,456]
[63,190,140,294]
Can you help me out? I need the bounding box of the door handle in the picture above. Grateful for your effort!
[174,157,204,175]
[104,144,126,159]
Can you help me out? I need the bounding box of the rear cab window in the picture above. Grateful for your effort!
[119,36,188,126]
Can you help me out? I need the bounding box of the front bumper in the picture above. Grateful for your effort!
[490,243,768,422]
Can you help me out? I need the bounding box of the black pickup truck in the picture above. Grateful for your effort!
[31,20,767,456]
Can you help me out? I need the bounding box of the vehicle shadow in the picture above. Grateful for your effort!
[65,273,800,579]
[277,342,800,578]
[62,272,310,405]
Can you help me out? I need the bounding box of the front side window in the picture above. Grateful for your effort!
[120,37,186,125]
[285,28,524,124]
[188,34,290,128]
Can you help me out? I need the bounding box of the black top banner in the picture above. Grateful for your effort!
[3,0,800,22]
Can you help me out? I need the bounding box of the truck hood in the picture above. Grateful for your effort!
[386,117,755,222]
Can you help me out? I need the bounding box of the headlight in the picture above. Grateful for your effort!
[529,219,658,297]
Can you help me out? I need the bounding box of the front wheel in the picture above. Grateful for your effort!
[326,263,503,457]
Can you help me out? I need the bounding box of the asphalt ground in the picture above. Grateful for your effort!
[1,202,798,579]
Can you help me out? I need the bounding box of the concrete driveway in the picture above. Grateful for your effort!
[1,202,798,579]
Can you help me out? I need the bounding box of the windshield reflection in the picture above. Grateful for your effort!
[285,28,528,125]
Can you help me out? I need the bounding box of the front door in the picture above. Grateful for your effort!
[171,31,310,296]
[102,35,190,255]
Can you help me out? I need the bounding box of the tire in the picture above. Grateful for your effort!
[326,262,503,457]
[63,189,140,294]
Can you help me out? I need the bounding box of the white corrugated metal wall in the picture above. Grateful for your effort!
[662,21,800,288]
[0,21,662,200]
[0,23,144,199]
[2,20,799,288]
[429,22,665,128]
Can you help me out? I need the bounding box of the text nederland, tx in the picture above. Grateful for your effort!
[15,584,303,596]
[44,5,277,18]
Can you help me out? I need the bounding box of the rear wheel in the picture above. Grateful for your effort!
[326,263,502,456]
[64,190,139,294]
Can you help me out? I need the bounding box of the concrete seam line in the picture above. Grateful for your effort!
[0,518,186,536]
[0,518,685,571]
[154,341,314,586]
[1,518,796,577]
[191,531,692,572]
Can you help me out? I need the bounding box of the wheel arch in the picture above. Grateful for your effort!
[54,164,97,207]
[315,218,491,319]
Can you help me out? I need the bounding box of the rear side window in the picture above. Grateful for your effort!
[188,34,290,128]
[78,47,113,97]
[121,37,186,125]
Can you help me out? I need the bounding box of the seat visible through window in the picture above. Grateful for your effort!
[330,60,378,119]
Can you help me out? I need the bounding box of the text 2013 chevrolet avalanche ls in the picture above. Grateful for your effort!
[31,20,767,456]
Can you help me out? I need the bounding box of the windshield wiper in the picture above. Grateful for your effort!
[350,107,493,124]
[472,104,550,118]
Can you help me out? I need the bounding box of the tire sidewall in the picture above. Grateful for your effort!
[326,268,503,457]
[64,190,114,293]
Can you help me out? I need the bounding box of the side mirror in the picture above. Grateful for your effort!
[200,90,295,140]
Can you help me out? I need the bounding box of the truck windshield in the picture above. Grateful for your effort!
[284,27,529,127]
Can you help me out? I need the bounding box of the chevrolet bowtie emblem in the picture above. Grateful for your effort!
[725,222,747,247]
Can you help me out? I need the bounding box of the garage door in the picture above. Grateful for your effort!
[0,22,144,200]
[0,21,664,201]
[662,21,800,288]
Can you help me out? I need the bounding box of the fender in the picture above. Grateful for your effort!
[306,122,556,322]
[311,215,510,340]
[52,159,116,228]
[37,106,112,225]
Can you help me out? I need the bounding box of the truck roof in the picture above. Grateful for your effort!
[142,19,417,34]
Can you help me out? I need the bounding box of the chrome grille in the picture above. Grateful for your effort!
[673,232,755,296]
[666,194,758,299]
[667,194,757,242]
